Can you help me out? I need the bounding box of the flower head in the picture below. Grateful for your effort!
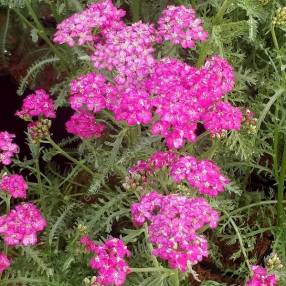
[131,192,219,271]
[157,5,208,48]
[16,89,56,120]
[65,111,105,139]
[246,266,277,286]
[0,174,28,199]
[0,203,47,246]
[53,0,126,47]
[80,237,131,286]
[0,132,19,165]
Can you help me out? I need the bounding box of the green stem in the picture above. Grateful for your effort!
[35,143,43,197]
[45,137,94,176]
[131,267,172,273]
[170,269,180,286]
[14,6,67,67]
[271,24,283,70]
[225,212,251,271]
[130,0,141,22]
[214,0,232,24]
[277,139,286,227]
[4,194,10,255]
[144,224,160,268]
[197,0,232,67]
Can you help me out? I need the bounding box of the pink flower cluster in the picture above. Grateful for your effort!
[0,252,10,272]
[202,102,243,135]
[131,192,219,271]
[246,266,277,286]
[107,87,153,125]
[147,56,237,148]
[170,155,229,196]
[80,236,131,286]
[69,73,108,113]
[130,151,229,197]
[0,203,47,246]
[55,2,242,148]
[0,132,19,165]
[65,110,105,139]
[16,89,56,120]
[92,21,157,84]
[53,0,126,47]
[157,5,208,48]
[0,174,28,199]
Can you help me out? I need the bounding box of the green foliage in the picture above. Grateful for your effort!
[1,0,286,285]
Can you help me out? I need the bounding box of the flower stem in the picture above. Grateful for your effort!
[130,0,141,22]
[271,24,283,70]
[225,211,251,271]
[144,224,160,268]
[45,137,94,176]
[170,269,180,286]
[277,139,286,227]
[13,6,68,67]
[131,267,172,273]
[4,194,10,255]
[35,143,43,197]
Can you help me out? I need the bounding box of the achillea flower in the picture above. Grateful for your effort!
[0,203,47,246]
[0,174,28,199]
[65,111,105,139]
[246,266,277,286]
[170,156,229,197]
[69,73,108,113]
[0,253,10,272]
[129,151,229,197]
[80,236,131,286]
[92,21,157,84]
[53,0,126,47]
[0,131,19,165]
[202,101,243,135]
[16,89,56,120]
[157,5,208,48]
[107,87,153,126]
[131,192,219,271]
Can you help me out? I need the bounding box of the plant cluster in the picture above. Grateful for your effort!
[0,0,286,285]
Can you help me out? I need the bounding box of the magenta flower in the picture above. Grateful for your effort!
[130,151,229,197]
[92,21,157,85]
[202,101,243,135]
[0,174,28,199]
[0,203,47,246]
[0,253,10,272]
[157,5,208,48]
[69,73,108,113]
[246,266,277,286]
[16,89,56,119]
[80,236,131,286]
[65,111,105,139]
[0,131,19,165]
[131,192,219,271]
[53,0,126,47]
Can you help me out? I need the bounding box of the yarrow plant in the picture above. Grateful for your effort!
[246,266,277,286]
[131,191,219,271]
[0,0,283,285]
[80,236,131,286]
[0,174,28,199]
[0,132,19,166]
[129,151,229,197]
[65,110,105,139]
[0,203,47,246]
[15,89,56,120]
